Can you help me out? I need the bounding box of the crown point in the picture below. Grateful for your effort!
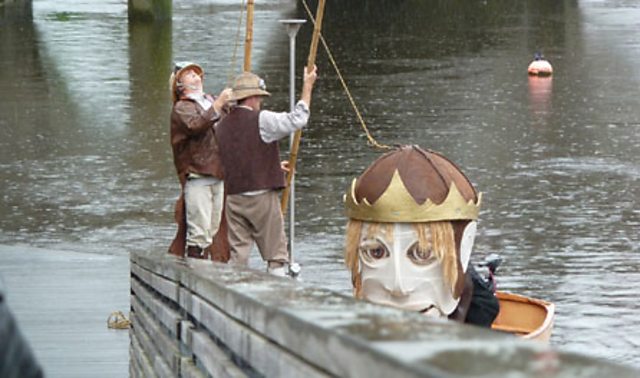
[346,170,481,223]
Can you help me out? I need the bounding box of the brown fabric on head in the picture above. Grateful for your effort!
[344,219,363,297]
[451,220,470,298]
[429,221,458,297]
[354,145,478,206]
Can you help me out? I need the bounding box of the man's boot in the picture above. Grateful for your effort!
[267,261,287,277]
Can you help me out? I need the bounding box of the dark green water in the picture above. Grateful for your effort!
[1,0,639,368]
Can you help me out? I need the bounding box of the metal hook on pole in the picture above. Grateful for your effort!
[279,19,306,278]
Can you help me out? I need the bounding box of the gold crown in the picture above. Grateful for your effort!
[345,170,482,223]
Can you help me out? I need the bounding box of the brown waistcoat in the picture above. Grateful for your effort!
[170,99,224,182]
[215,107,285,195]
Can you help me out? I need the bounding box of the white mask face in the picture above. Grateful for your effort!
[359,222,475,318]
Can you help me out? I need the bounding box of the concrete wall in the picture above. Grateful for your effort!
[128,0,171,22]
[0,0,31,18]
[0,0,29,7]
[130,250,638,377]
[0,0,169,21]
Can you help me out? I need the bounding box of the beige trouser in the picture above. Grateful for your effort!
[184,179,224,249]
[225,190,288,266]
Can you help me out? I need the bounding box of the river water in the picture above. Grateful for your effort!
[1,0,639,369]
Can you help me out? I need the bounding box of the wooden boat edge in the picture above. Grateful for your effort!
[492,291,555,342]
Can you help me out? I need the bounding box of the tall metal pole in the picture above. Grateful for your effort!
[279,19,305,275]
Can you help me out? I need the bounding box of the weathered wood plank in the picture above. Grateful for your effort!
[180,357,206,378]
[190,328,248,378]
[130,323,157,378]
[129,342,147,378]
[181,288,329,378]
[180,320,247,377]
[131,263,179,302]
[131,251,181,281]
[180,320,194,349]
[131,277,182,336]
[130,311,173,377]
[131,295,181,373]
[152,354,174,378]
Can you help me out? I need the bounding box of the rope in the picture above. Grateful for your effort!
[300,0,391,151]
[226,0,246,86]
[107,311,131,329]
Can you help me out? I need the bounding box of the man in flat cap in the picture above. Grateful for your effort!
[168,61,231,260]
[215,66,317,276]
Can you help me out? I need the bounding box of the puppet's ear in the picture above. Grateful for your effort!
[460,221,477,272]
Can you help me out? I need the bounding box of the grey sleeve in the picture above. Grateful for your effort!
[258,101,310,143]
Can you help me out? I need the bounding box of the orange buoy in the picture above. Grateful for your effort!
[528,52,553,76]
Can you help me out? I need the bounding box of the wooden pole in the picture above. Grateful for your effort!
[280,0,325,214]
[243,0,255,71]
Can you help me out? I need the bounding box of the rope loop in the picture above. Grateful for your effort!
[300,0,391,151]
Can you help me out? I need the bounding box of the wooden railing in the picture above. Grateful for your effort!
[129,250,638,377]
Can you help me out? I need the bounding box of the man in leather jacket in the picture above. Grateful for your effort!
[168,62,231,260]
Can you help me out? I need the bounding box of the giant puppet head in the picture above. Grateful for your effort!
[344,145,482,318]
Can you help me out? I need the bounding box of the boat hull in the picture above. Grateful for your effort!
[491,291,555,342]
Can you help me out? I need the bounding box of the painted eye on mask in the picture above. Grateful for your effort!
[406,243,435,266]
[359,240,389,264]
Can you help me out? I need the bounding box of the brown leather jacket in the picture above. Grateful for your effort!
[168,98,229,260]
[170,99,224,182]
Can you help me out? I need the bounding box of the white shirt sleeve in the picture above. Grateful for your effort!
[259,100,310,144]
